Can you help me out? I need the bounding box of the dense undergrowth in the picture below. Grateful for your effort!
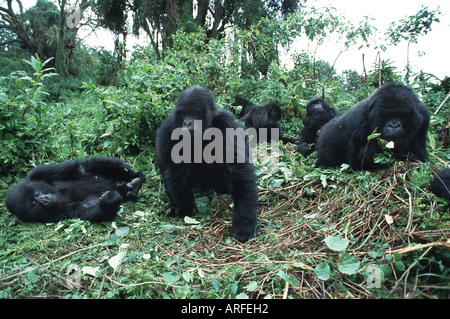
[0,27,449,299]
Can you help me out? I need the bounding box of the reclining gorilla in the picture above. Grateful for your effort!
[5,157,145,223]
[156,87,258,242]
[316,83,430,170]
[231,96,297,144]
[297,98,339,157]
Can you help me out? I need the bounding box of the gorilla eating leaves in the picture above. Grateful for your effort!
[156,87,258,242]
[231,96,297,144]
[315,83,430,170]
[297,98,339,157]
[5,157,145,223]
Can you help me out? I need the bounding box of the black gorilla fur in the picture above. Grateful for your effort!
[431,168,450,204]
[231,96,297,144]
[316,83,430,170]
[297,98,339,157]
[156,87,258,242]
[5,157,145,223]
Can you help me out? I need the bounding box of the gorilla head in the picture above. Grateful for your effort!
[231,96,296,144]
[174,86,216,133]
[366,84,427,155]
[297,98,339,157]
[6,181,65,222]
[316,83,430,170]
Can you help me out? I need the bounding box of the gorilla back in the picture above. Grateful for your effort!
[316,83,430,170]
[156,86,258,242]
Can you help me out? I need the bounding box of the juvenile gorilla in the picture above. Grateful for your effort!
[5,157,145,223]
[231,96,297,144]
[431,168,450,204]
[316,83,430,170]
[297,98,339,157]
[156,87,258,242]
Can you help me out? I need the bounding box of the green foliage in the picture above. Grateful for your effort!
[386,6,441,82]
[0,55,57,176]
[386,6,441,45]
[0,51,33,76]
[368,58,402,88]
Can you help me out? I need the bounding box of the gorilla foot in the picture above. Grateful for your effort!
[163,205,180,217]
[126,177,144,199]
[233,228,258,243]
[163,205,195,217]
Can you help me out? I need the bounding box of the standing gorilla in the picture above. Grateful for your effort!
[431,168,450,204]
[297,98,339,157]
[231,96,297,144]
[316,83,430,170]
[156,87,258,242]
[5,157,145,223]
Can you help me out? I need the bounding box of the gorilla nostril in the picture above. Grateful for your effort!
[183,119,194,130]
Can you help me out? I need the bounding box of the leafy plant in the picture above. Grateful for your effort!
[0,55,57,176]
[386,6,441,83]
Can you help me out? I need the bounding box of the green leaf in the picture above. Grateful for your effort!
[324,235,349,252]
[162,272,179,287]
[81,266,100,277]
[230,282,238,295]
[394,261,406,272]
[184,216,200,225]
[182,270,194,283]
[337,253,361,275]
[367,132,381,141]
[235,292,249,299]
[315,262,331,281]
[277,270,290,283]
[428,131,436,150]
[245,281,259,292]
[27,270,39,284]
[212,279,221,291]
[293,261,314,271]
[320,174,328,187]
[115,227,129,237]
[108,251,127,270]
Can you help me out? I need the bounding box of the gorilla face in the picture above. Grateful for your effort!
[6,181,64,222]
[368,88,424,152]
[308,102,325,113]
[174,86,216,132]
